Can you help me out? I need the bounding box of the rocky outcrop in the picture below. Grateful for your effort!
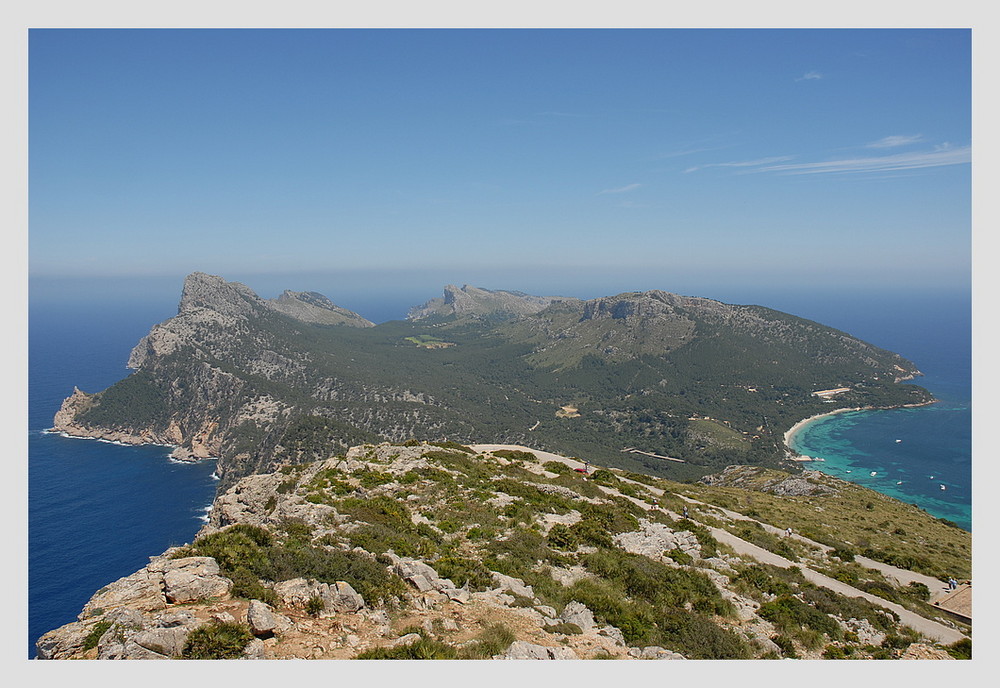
[267,290,374,327]
[407,284,577,321]
[698,465,837,496]
[613,519,702,560]
[498,640,578,660]
[36,441,968,661]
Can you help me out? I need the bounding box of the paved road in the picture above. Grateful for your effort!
[471,444,968,644]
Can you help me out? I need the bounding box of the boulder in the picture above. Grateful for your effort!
[598,625,626,647]
[491,572,534,599]
[559,601,596,632]
[274,577,323,607]
[328,581,365,612]
[388,633,422,648]
[629,646,686,660]
[79,568,166,619]
[154,557,232,604]
[130,626,191,658]
[241,637,267,660]
[247,599,279,636]
[499,640,577,660]
[441,588,471,604]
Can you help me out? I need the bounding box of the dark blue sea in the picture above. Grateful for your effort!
[26,286,972,657]
[28,301,219,658]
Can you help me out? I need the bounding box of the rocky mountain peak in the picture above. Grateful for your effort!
[408,284,578,321]
[178,272,265,319]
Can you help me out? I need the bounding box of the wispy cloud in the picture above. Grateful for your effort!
[866,134,924,149]
[750,145,970,175]
[795,71,823,82]
[599,183,641,194]
[683,156,794,174]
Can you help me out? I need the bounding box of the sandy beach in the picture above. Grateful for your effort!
[782,407,864,459]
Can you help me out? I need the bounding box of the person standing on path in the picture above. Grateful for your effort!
[785,527,792,536]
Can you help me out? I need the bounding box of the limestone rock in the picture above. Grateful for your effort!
[629,646,686,660]
[247,599,279,636]
[241,637,267,659]
[329,581,365,612]
[131,626,191,658]
[613,519,702,560]
[491,572,534,599]
[388,633,422,648]
[154,557,232,603]
[498,640,578,660]
[559,601,596,632]
[35,621,92,660]
[79,567,166,619]
[598,625,626,647]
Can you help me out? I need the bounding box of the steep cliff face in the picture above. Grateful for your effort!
[36,442,969,660]
[51,273,376,486]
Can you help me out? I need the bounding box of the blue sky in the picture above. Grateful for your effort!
[29,28,970,308]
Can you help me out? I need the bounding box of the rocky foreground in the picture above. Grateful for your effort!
[36,443,968,660]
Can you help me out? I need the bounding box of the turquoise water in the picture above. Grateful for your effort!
[788,401,971,530]
[781,290,971,531]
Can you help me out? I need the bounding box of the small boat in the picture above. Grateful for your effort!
[941,485,947,490]
[930,475,935,480]
[846,470,852,473]
[870,471,877,477]
[895,439,902,443]
[897,481,903,485]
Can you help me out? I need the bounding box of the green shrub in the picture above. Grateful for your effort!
[492,449,535,461]
[356,636,458,659]
[543,461,572,475]
[82,620,112,650]
[822,644,848,659]
[544,622,583,635]
[831,547,856,562]
[664,548,692,565]
[432,555,494,591]
[458,624,516,658]
[182,621,254,659]
[345,522,437,558]
[569,519,614,548]
[771,634,797,658]
[904,581,931,601]
[305,596,325,616]
[228,567,279,606]
[945,638,971,660]
[758,594,841,640]
[589,469,619,486]
[582,548,732,616]
[547,523,578,550]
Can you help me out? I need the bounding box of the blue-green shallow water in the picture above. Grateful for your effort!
[789,402,971,530]
[780,290,971,532]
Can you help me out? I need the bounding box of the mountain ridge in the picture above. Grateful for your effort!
[52,273,933,491]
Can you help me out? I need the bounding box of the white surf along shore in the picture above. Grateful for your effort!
[782,407,864,462]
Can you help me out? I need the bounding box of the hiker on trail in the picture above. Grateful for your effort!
[785,527,792,537]
[948,577,958,590]
[683,506,689,518]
